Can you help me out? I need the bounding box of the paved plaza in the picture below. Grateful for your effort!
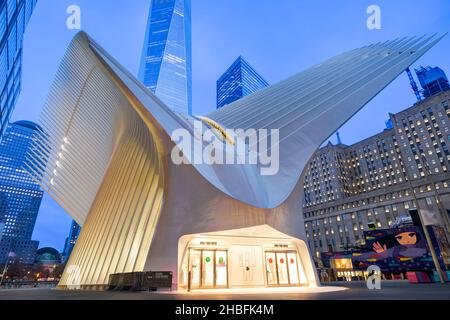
[0,281,449,300]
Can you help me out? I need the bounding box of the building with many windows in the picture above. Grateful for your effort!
[303,90,450,258]
[138,0,192,115]
[0,121,43,265]
[62,220,81,263]
[216,56,269,109]
[0,0,37,140]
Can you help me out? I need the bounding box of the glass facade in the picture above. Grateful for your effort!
[0,121,43,265]
[139,0,192,115]
[0,0,37,141]
[216,56,269,109]
[62,220,81,263]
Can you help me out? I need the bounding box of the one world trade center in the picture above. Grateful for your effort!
[139,0,193,115]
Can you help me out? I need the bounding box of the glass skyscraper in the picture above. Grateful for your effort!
[62,220,81,263]
[139,0,192,115]
[0,0,37,141]
[0,121,43,265]
[217,56,269,109]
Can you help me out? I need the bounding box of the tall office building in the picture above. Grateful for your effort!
[302,90,450,258]
[416,66,450,99]
[62,220,81,263]
[216,56,269,109]
[139,0,192,115]
[0,121,43,265]
[0,0,37,140]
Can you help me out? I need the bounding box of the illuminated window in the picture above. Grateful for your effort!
[333,258,353,270]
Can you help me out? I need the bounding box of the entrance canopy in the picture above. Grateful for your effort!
[178,225,318,290]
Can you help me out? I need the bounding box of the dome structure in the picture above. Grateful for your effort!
[35,247,62,265]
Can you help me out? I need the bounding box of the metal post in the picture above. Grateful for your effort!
[409,181,446,284]
[0,256,11,287]
[421,155,450,238]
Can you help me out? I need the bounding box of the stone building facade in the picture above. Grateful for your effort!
[302,91,450,258]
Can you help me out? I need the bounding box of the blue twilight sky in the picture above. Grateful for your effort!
[10,0,450,251]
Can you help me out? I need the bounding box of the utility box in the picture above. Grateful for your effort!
[108,271,173,291]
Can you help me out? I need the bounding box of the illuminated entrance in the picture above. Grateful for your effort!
[265,251,303,286]
[189,249,228,289]
[178,225,313,291]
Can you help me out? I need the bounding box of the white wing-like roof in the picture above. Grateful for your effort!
[203,34,447,208]
[26,32,445,225]
[123,33,444,208]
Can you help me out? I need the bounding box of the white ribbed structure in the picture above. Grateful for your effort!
[206,34,446,208]
[25,32,444,290]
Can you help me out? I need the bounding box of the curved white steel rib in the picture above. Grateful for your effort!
[79,33,445,210]
[206,34,446,208]
[24,32,444,289]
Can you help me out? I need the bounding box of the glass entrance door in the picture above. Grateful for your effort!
[276,252,289,285]
[189,249,228,289]
[265,252,278,286]
[215,250,228,288]
[202,250,215,288]
[190,250,202,289]
[287,252,300,285]
[265,251,303,287]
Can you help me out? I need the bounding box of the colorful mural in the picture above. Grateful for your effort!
[322,226,450,272]
[352,227,434,271]
[429,226,450,269]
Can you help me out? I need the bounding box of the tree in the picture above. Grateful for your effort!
[32,263,48,279]
[6,261,27,279]
[52,263,66,279]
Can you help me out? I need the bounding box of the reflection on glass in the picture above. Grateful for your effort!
[266,252,278,285]
[202,250,214,287]
[215,251,227,287]
[276,252,289,285]
[139,0,192,115]
[190,250,201,288]
[287,252,300,284]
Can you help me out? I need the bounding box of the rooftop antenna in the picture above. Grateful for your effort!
[406,67,421,101]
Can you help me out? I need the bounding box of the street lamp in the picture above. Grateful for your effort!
[420,154,450,236]
[407,182,447,284]
[0,252,15,287]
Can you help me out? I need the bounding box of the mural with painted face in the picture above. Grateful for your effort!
[322,226,449,272]
[351,227,434,271]
[395,232,418,246]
